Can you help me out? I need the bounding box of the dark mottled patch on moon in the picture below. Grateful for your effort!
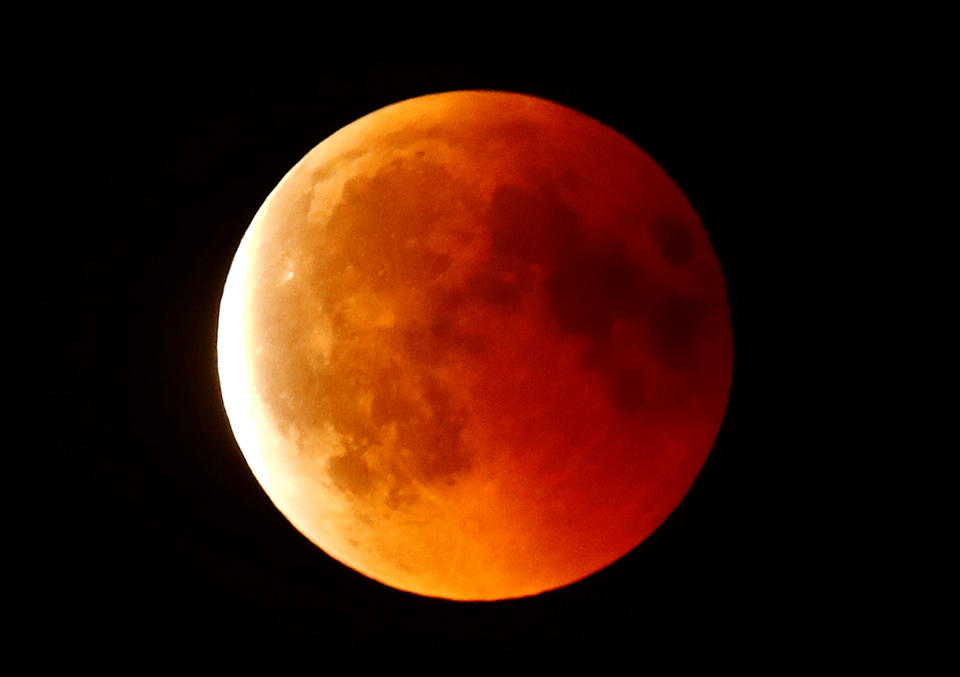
[651,218,694,266]
[328,443,376,496]
[404,290,489,365]
[487,184,580,265]
[480,182,709,415]
[649,294,703,367]
[546,239,641,343]
[609,368,646,412]
[480,181,709,415]
[468,270,523,310]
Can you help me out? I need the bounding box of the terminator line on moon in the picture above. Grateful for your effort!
[217,90,733,601]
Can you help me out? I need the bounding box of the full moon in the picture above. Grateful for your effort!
[218,91,733,601]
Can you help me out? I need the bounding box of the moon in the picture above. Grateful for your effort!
[217,90,733,601]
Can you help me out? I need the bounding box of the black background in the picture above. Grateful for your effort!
[43,28,812,666]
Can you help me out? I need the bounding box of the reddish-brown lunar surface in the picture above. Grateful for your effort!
[217,91,733,601]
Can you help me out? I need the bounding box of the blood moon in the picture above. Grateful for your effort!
[218,91,732,601]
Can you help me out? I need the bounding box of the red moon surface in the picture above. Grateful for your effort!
[217,91,733,601]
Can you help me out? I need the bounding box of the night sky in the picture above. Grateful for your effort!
[45,30,806,666]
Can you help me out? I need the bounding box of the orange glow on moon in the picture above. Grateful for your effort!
[217,91,733,601]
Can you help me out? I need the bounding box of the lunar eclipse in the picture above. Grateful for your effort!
[217,90,733,601]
